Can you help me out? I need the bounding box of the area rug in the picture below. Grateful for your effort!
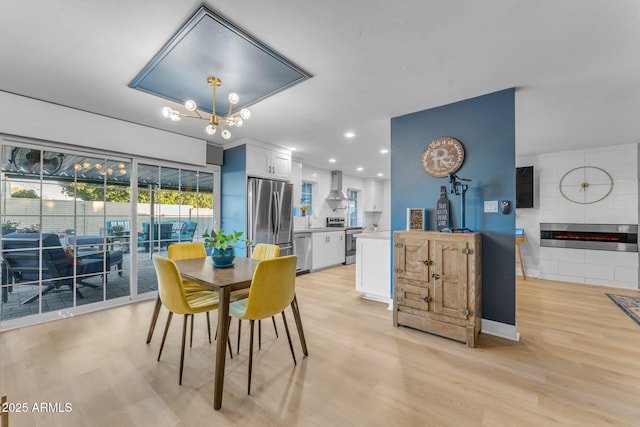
[606,294,640,326]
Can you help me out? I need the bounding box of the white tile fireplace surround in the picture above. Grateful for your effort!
[539,246,638,290]
[530,144,639,290]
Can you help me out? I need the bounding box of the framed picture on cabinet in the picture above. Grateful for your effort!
[406,208,427,231]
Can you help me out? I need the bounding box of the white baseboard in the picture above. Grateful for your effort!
[481,318,520,341]
[362,294,394,310]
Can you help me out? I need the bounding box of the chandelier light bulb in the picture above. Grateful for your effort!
[228,93,239,104]
[240,108,251,120]
[170,112,181,121]
[222,129,231,139]
[184,100,197,111]
[235,118,243,127]
[119,169,127,175]
[205,124,217,135]
[74,163,82,171]
[162,107,176,119]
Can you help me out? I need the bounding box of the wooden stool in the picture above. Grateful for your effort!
[515,234,526,279]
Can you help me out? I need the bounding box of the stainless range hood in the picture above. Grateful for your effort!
[326,170,349,201]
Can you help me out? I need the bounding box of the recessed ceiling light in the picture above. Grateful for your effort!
[377,173,384,177]
[356,167,363,172]
[345,131,356,139]
[380,149,389,154]
[329,158,336,163]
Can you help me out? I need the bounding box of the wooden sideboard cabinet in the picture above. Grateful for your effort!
[393,231,482,347]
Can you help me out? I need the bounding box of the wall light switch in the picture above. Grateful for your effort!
[484,200,499,213]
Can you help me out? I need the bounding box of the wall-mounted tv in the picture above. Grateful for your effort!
[516,166,534,208]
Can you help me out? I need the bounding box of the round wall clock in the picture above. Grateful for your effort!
[559,166,613,204]
[421,137,465,177]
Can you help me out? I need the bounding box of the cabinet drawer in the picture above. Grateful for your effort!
[395,282,430,311]
[397,302,469,328]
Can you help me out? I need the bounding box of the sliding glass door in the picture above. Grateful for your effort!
[0,144,132,321]
[1,140,218,328]
[136,163,215,296]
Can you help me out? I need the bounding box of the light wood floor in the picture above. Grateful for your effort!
[1,265,639,427]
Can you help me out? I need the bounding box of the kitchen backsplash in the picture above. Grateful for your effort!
[293,216,308,230]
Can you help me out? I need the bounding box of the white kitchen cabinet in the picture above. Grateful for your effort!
[364,179,383,212]
[312,231,345,270]
[329,231,346,265]
[355,235,391,304]
[246,145,291,181]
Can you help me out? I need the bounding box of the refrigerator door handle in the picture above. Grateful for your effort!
[247,178,255,243]
[271,191,279,242]
[267,192,276,239]
[274,191,281,238]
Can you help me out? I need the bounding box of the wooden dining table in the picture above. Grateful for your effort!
[173,256,308,410]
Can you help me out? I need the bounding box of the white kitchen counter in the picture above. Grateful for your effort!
[354,231,391,240]
[355,232,392,308]
[294,227,346,234]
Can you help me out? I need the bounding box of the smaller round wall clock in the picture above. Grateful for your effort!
[559,166,613,204]
[421,137,465,177]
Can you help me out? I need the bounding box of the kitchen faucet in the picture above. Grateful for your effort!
[307,210,317,229]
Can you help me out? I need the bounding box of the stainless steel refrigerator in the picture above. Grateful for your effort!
[247,177,294,257]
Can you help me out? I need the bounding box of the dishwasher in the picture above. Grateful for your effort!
[293,233,312,274]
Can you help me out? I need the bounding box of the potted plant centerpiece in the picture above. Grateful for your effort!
[202,229,250,268]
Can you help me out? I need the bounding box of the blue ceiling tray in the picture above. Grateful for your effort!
[129,5,312,115]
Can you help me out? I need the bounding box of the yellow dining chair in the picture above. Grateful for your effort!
[168,242,212,345]
[146,242,209,344]
[235,243,280,354]
[152,254,231,385]
[252,243,280,261]
[229,255,298,394]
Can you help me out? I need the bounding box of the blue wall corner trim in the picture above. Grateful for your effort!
[221,145,248,257]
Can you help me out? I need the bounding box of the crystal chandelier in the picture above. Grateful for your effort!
[162,76,250,139]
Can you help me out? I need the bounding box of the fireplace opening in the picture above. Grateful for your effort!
[540,223,638,252]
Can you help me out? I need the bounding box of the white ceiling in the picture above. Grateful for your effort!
[2,1,640,179]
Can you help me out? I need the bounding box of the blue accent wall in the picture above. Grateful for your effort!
[221,145,248,257]
[391,89,516,325]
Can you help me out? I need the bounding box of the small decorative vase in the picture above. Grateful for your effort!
[212,247,235,268]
